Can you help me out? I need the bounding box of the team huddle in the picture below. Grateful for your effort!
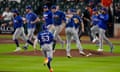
[1,5,114,72]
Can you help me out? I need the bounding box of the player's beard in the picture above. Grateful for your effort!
[13,14,17,17]
[26,9,30,13]
[101,11,106,14]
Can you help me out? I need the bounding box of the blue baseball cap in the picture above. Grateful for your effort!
[101,8,107,11]
[12,9,19,14]
[70,8,76,12]
[51,5,56,9]
[92,8,97,11]
[43,5,48,8]
[26,5,32,9]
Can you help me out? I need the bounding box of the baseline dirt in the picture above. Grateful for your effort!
[0,35,120,57]
[4,49,120,57]
[0,38,120,45]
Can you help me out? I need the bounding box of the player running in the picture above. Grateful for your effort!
[65,9,86,58]
[23,5,40,50]
[36,24,54,72]
[42,5,57,51]
[51,5,66,48]
[91,8,99,43]
[97,8,114,53]
[1,9,33,52]
[43,5,54,32]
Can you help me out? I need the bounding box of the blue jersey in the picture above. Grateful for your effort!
[26,12,38,29]
[72,14,82,29]
[91,15,99,25]
[38,30,54,46]
[53,11,66,26]
[43,10,53,26]
[13,16,23,29]
[98,13,109,30]
[66,17,75,28]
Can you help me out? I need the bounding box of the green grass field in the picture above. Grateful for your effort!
[0,36,120,72]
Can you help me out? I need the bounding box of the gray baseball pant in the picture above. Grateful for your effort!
[13,27,27,41]
[99,28,113,49]
[65,27,83,56]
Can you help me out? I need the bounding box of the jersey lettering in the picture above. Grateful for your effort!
[41,35,50,42]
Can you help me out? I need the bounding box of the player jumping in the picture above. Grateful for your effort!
[91,8,99,43]
[51,5,66,49]
[65,9,86,58]
[97,8,114,53]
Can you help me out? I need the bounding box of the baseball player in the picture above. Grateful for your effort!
[66,9,73,24]
[2,9,33,52]
[43,5,54,32]
[51,5,66,49]
[65,9,86,58]
[73,9,84,36]
[42,5,56,51]
[91,8,99,43]
[23,5,40,50]
[97,8,114,53]
[37,24,54,72]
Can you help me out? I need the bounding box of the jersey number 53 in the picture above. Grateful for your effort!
[41,35,50,42]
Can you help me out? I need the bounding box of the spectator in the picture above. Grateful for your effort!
[1,7,13,25]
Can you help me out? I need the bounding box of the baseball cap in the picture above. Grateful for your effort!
[12,9,19,14]
[70,8,76,12]
[26,5,32,9]
[101,8,107,11]
[51,5,56,9]
[43,5,48,8]
[92,8,97,11]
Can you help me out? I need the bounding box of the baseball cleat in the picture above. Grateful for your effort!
[22,46,28,50]
[49,68,53,72]
[14,47,21,52]
[79,51,86,56]
[67,55,72,58]
[67,53,72,58]
[86,53,92,57]
[97,48,103,52]
[44,58,48,65]
[92,37,99,43]
[92,39,97,43]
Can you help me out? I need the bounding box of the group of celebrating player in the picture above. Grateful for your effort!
[1,4,114,72]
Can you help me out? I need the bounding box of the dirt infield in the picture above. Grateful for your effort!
[0,38,120,46]
[0,35,120,57]
[5,49,120,57]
